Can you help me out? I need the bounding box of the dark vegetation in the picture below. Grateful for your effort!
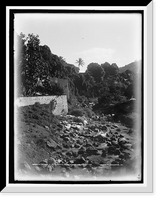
[16,33,141,119]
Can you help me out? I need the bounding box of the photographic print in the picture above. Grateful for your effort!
[4,3,153,193]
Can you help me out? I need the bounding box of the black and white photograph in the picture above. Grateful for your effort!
[4,4,153,192]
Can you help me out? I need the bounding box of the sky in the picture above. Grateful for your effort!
[14,13,142,72]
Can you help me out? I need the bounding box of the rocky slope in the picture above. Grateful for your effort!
[15,103,141,180]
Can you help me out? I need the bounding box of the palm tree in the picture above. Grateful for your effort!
[75,58,85,68]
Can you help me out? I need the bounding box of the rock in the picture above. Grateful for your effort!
[71,124,83,131]
[113,148,121,155]
[94,131,106,138]
[63,143,70,148]
[57,123,63,129]
[100,125,108,131]
[46,139,57,149]
[119,137,127,143]
[106,141,112,146]
[66,151,72,156]
[57,159,63,164]
[94,134,106,143]
[78,146,86,154]
[71,148,79,157]
[74,143,80,148]
[97,150,103,155]
[111,140,118,146]
[63,137,70,142]
[88,125,97,131]
[74,156,86,164]
[101,150,107,158]
[83,120,88,126]
[86,147,98,155]
[87,155,103,165]
[97,143,108,150]
[94,128,99,133]
[65,124,71,130]
[77,125,84,131]
[111,160,119,166]
[128,129,133,134]
[66,115,75,119]
[119,153,125,159]
[93,141,99,147]
[44,125,49,130]
[62,120,68,124]
[108,146,116,154]
[119,134,125,138]
[48,157,56,165]
[76,139,83,145]
[112,124,119,128]
[73,116,84,124]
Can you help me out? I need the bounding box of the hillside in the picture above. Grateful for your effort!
[16,103,141,180]
[119,60,142,74]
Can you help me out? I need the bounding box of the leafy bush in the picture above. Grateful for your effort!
[69,108,84,117]
[83,107,93,118]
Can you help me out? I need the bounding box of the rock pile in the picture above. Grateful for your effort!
[39,116,137,178]
[17,104,140,180]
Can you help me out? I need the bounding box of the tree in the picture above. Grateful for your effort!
[17,33,51,96]
[101,62,119,79]
[75,58,85,68]
[86,62,105,83]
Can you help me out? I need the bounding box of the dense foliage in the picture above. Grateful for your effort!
[15,33,141,113]
[15,33,79,96]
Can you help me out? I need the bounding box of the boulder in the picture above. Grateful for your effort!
[97,143,108,150]
[74,156,86,164]
[100,125,108,131]
[46,139,58,149]
[71,124,83,131]
[78,146,86,154]
[118,137,127,143]
[73,116,84,124]
[65,124,71,130]
[47,157,56,165]
[71,148,79,157]
[86,147,99,155]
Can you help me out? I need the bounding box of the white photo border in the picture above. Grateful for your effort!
[4,3,153,193]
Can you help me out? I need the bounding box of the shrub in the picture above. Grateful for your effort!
[83,107,93,118]
[69,108,84,117]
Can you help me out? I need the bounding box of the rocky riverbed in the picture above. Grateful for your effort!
[15,103,141,180]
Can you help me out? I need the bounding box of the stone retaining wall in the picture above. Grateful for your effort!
[15,95,68,115]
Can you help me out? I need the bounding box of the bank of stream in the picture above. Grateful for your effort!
[15,103,141,180]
